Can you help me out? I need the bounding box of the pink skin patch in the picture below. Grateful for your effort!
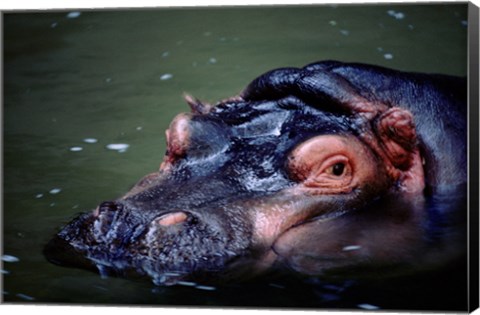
[287,135,386,195]
[93,206,100,218]
[160,113,192,172]
[156,212,188,226]
[373,107,425,193]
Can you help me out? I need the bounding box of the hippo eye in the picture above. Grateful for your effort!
[329,162,346,176]
[287,135,379,194]
[322,158,350,178]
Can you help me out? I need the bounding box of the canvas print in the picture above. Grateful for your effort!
[2,3,478,312]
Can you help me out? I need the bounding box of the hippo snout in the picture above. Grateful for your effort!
[45,195,252,285]
[44,224,97,272]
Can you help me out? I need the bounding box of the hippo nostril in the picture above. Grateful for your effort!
[99,201,120,212]
[94,201,121,217]
[156,211,189,226]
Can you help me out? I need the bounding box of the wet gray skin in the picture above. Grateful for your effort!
[46,100,362,285]
[44,61,467,286]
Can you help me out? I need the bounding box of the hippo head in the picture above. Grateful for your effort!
[45,61,443,286]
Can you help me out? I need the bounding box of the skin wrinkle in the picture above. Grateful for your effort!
[287,135,384,195]
[253,205,283,247]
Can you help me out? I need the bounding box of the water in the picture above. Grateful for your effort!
[2,3,468,310]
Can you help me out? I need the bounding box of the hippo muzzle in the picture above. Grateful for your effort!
[45,60,467,285]
[46,196,253,285]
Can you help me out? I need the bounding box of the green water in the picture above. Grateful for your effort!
[2,4,468,309]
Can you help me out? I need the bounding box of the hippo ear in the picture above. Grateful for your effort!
[183,93,212,115]
[373,107,425,193]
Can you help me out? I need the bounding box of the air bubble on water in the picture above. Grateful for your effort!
[387,10,405,20]
[106,143,130,153]
[384,53,394,60]
[51,22,58,28]
[35,193,44,199]
[342,245,362,251]
[49,188,62,194]
[72,204,79,209]
[408,24,415,30]
[162,51,170,58]
[2,255,20,263]
[204,31,212,36]
[50,203,56,207]
[69,146,83,152]
[136,126,143,131]
[377,47,383,52]
[358,303,380,310]
[329,20,337,26]
[461,20,468,27]
[195,285,216,291]
[66,12,81,19]
[340,30,350,36]
[83,138,98,144]
[209,57,217,64]
[160,73,173,81]
[105,77,112,83]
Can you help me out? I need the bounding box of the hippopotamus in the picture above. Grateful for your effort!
[44,60,467,286]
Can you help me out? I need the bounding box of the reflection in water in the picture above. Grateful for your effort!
[273,188,466,278]
[3,4,469,310]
